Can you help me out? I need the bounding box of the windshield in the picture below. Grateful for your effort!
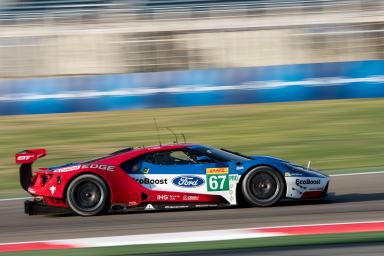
[189,146,251,162]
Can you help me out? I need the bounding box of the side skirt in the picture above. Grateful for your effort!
[109,203,232,213]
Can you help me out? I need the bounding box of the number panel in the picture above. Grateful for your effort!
[206,168,229,191]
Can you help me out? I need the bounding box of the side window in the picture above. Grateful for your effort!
[169,151,195,165]
[145,150,196,165]
[120,156,144,174]
[186,149,217,164]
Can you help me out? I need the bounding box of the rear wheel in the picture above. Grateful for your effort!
[66,174,108,216]
[241,166,284,207]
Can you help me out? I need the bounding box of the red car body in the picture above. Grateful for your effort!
[16,145,224,214]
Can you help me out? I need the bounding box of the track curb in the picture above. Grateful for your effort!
[1,220,384,253]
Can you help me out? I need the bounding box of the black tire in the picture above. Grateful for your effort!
[66,174,108,216]
[241,166,285,207]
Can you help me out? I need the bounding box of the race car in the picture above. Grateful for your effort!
[16,144,329,216]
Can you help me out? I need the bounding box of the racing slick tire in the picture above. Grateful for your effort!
[241,166,285,207]
[66,174,108,216]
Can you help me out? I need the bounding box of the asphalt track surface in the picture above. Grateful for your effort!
[0,173,383,244]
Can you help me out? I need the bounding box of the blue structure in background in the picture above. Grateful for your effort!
[0,60,383,115]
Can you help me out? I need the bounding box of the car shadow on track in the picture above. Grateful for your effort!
[50,205,240,217]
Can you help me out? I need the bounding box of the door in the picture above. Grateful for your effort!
[121,149,239,204]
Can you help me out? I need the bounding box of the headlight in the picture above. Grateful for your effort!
[286,163,306,172]
[285,163,328,178]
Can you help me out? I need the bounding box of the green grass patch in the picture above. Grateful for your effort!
[1,98,384,196]
[2,231,384,255]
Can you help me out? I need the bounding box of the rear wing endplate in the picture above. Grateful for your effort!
[15,149,47,192]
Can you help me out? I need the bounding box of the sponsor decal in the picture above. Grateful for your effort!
[229,174,239,182]
[295,179,321,186]
[28,187,36,194]
[157,194,180,201]
[143,168,150,174]
[54,165,81,173]
[183,195,199,201]
[157,195,168,201]
[157,195,169,200]
[53,164,115,173]
[164,205,189,209]
[172,176,205,188]
[49,185,56,195]
[128,201,138,207]
[206,168,229,174]
[144,204,155,211]
[135,178,168,185]
[81,164,115,172]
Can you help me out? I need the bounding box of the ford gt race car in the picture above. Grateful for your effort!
[16,144,329,216]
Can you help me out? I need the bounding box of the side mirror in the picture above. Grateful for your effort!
[196,156,212,163]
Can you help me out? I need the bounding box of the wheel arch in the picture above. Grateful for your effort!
[64,171,113,206]
[236,164,287,205]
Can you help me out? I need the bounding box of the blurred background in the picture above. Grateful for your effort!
[0,0,383,196]
[0,0,382,77]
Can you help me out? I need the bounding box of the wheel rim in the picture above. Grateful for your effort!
[249,172,279,202]
[73,181,104,212]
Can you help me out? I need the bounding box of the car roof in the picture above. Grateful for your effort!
[94,143,200,163]
[128,143,196,154]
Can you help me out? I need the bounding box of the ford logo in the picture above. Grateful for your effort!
[172,176,205,188]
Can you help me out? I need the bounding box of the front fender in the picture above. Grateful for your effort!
[239,157,291,177]
[239,157,329,200]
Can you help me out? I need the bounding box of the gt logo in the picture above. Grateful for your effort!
[17,155,33,161]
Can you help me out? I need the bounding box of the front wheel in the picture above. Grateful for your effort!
[66,174,108,216]
[241,166,285,207]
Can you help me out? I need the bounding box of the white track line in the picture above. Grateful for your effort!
[52,229,283,247]
[250,219,384,229]
[39,220,384,248]
[329,171,384,177]
[0,197,31,202]
[1,171,383,202]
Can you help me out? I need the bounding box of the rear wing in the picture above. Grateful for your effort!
[15,149,46,164]
[15,149,47,192]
